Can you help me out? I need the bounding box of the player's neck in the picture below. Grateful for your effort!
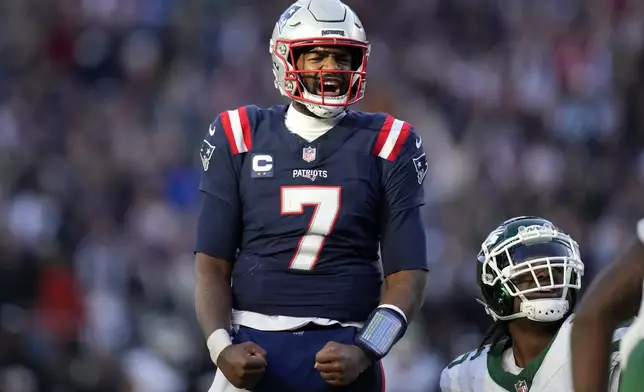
[508,319,560,368]
[285,103,345,143]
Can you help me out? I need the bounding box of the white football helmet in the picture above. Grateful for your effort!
[477,216,584,323]
[269,0,370,118]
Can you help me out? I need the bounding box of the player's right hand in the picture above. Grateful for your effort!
[216,342,267,389]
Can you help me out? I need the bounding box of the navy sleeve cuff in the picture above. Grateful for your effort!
[194,193,241,262]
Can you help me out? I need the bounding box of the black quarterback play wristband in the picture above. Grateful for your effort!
[355,306,407,361]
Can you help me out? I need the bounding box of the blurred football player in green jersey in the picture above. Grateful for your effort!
[571,218,644,392]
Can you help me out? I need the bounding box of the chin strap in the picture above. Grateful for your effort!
[303,102,345,118]
[300,87,348,118]
[477,298,569,323]
[520,299,569,322]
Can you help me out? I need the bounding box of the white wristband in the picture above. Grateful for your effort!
[377,304,408,323]
[207,329,232,365]
[637,218,644,245]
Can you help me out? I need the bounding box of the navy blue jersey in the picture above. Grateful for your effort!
[197,105,428,322]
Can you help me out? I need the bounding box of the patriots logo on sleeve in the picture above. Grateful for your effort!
[200,140,216,171]
[412,153,428,185]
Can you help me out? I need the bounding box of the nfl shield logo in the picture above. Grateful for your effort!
[514,380,529,392]
[302,146,316,162]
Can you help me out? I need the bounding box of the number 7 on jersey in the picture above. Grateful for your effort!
[280,186,341,271]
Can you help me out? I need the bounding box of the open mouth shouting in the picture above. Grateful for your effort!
[317,77,344,97]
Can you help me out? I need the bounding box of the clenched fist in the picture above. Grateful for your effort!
[216,342,267,389]
[314,341,372,386]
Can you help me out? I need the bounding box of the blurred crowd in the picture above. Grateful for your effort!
[1,0,644,391]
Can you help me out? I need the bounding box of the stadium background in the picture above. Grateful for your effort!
[1,0,644,391]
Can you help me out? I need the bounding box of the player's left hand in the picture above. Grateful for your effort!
[314,341,372,386]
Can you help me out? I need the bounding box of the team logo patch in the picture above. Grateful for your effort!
[251,154,274,178]
[200,140,215,171]
[412,153,428,185]
[514,380,529,392]
[278,4,301,32]
[302,146,317,163]
[293,169,328,182]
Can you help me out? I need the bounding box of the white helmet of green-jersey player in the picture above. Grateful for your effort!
[477,216,585,323]
[269,0,370,118]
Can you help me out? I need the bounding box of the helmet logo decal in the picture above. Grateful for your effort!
[518,223,555,234]
[483,228,503,249]
[278,4,302,32]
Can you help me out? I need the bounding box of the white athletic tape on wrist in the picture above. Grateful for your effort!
[637,218,644,245]
[207,329,232,365]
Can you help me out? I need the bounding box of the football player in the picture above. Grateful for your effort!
[440,216,627,392]
[194,1,428,391]
[571,218,644,392]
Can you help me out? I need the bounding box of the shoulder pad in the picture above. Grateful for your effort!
[447,345,489,370]
[441,345,491,390]
[371,114,413,161]
[218,105,257,155]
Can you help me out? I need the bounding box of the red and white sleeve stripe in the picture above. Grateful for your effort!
[220,107,252,154]
[372,115,412,161]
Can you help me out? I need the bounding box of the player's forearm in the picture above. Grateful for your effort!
[575,239,644,327]
[570,321,614,392]
[571,237,644,392]
[194,253,233,336]
[380,269,427,322]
